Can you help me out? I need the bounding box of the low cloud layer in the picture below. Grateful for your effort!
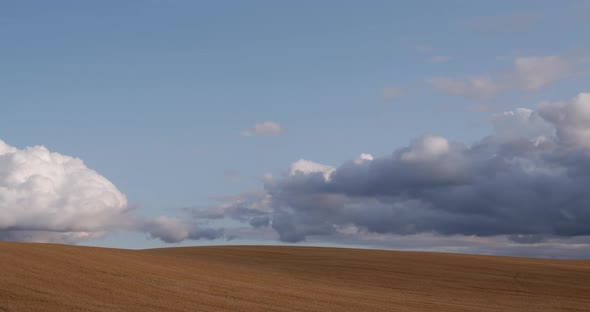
[428,56,574,99]
[0,140,221,244]
[208,92,590,247]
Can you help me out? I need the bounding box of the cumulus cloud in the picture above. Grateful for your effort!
[492,108,554,142]
[240,121,284,137]
[538,93,590,150]
[0,139,222,244]
[0,141,128,243]
[288,159,336,181]
[428,56,573,99]
[354,153,374,165]
[205,92,590,247]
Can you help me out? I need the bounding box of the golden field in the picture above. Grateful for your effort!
[1,242,589,311]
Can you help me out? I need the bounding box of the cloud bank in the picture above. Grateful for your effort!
[6,92,590,256]
[0,140,222,244]
[208,92,590,247]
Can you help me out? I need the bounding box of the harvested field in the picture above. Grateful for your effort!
[1,242,589,311]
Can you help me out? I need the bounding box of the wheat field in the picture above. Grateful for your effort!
[1,242,589,311]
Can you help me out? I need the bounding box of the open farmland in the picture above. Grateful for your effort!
[1,242,589,312]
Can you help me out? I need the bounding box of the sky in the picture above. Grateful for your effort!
[1,1,590,258]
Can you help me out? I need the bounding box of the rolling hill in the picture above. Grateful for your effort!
[1,242,589,311]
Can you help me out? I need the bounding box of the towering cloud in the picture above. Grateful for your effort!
[209,92,590,244]
[0,140,128,243]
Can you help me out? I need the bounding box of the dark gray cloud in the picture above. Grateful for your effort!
[206,93,590,247]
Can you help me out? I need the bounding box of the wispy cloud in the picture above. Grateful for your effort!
[414,44,433,53]
[428,75,498,100]
[463,12,542,34]
[428,55,451,64]
[240,121,284,137]
[381,87,404,100]
[428,55,575,99]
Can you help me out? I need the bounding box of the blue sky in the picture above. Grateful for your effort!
[2,1,590,257]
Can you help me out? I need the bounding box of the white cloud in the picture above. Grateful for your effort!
[539,92,590,149]
[0,139,223,244]
[429,56,573,99]
[492,108,554,142]
[400,136,451,162]
[288,159,336,182]
[0,140,128,243]
[240,121,284,137]
[354,153,374,165]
